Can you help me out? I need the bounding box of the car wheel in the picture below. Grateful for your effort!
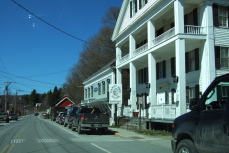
[175,139,198,153]
[64,122,67,127]
[68,123,71,129]
[78,122,83,134]
[72,126,75,131]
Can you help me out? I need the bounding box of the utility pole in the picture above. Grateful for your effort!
[15,90,23,113]
[4,82,15,113]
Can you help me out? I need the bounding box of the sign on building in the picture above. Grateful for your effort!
[109,84,122,104]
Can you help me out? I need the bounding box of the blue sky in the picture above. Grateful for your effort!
[0,0,122,95]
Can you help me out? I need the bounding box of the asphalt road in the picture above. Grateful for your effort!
[0,115,172,153]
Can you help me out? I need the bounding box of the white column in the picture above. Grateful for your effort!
[174,0,184,34]
[116,68,122,116]
[148,53,156,118]
[116,68,122,84]
[147,20,155,49]
[201,2,216,91]
[116,46,122,65]
[110,104,115,125]
[175,38,186,116]
[129,34,136,57]
[130,62,137,112]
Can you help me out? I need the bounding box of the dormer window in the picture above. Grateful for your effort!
[130,0,138,18]
[139,0,148,9]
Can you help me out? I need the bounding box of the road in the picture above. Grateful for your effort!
[0,115,172,153]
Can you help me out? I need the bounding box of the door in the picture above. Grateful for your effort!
[195,79,229,153]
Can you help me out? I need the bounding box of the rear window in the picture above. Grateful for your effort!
[80,108,101,113]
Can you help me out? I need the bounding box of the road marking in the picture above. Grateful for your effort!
[11,139,25,144]
[6,144,14,153]
[37,139,58,143]
[70,137,133,142]
[0,145,9,153]
[91,143,112,153]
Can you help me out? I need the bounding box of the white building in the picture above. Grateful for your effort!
[111,0,229,125]
[81,60,117,125]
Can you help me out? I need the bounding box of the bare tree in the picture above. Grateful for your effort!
[61,6,120,103]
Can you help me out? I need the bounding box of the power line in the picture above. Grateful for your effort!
[0,70,61,86]
[11,0,108,48]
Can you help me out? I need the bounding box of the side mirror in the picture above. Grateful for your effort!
[189,98,199,110]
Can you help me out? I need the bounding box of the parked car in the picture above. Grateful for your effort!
[72,107,109,134]
[42,113,49,119]
[59,113,67,125]
[55,112,66,124]
[64,107,79,128]
[0,112,9,123]
[9,113,18,121]
[171,74,229,153]
[34,112,39,116]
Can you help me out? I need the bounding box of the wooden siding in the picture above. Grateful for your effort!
[214,27,229,47]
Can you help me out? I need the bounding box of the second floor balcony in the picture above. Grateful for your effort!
[118,25,206,65]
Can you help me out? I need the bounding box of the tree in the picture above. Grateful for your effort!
[29,89,39,106]
[62,6,120,102]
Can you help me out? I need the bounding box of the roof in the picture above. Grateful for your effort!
[55,97,75,107]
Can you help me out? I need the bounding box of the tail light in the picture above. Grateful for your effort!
[69,116,73,119]
[81,115,85,121]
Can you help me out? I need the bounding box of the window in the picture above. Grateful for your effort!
[98,83,101,95]
[203,81,229,111]
[138,67,148,84]
[220,47,229,68]
[102,81,105,94]
[139,0,148,9]
[171,57,176,77]
[185,48,199,73]
[186,87,195,103]
[85,89,87,99]
[218,5,228,27]
[130,0,138,18]
[156,61,166,79]
[91,86,93,97]
[186,85,199,103]
[88,88,90,98]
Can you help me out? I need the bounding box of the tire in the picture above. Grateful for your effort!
[175,139,198,153]
[72,126,75,131]
[78,122,83,134]
[68,123,72,129]
[64,122,67,127]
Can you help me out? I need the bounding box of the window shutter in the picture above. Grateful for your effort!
[139,0,142,9]
[193,8,198,26]
[145,0,148,4]
[213,4,219,27]
[163,60,166,78]
[171,57,175,76]
[156,63,159,79]
[195,48,199,70]
[185,52,189,73]
[228,6,229,27]
[130,1,133,18]
[215,46,221,69]
[195,85,199,99]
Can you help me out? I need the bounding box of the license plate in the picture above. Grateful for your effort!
[93,124,101,127]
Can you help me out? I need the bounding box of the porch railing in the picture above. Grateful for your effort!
[133,43,148,57]
[185,25,204,34]
[119,54,130,64]
[151,104,176,119]
[153,27,175,46]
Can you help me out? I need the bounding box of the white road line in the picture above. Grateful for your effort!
[38,116,79,138]
[91,143,112,153]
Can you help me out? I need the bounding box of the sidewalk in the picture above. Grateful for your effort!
[108,127,172,149]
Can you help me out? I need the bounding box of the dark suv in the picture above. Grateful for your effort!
[171,74,229,153]
[0,112,9,123]
[64,107,79,128]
